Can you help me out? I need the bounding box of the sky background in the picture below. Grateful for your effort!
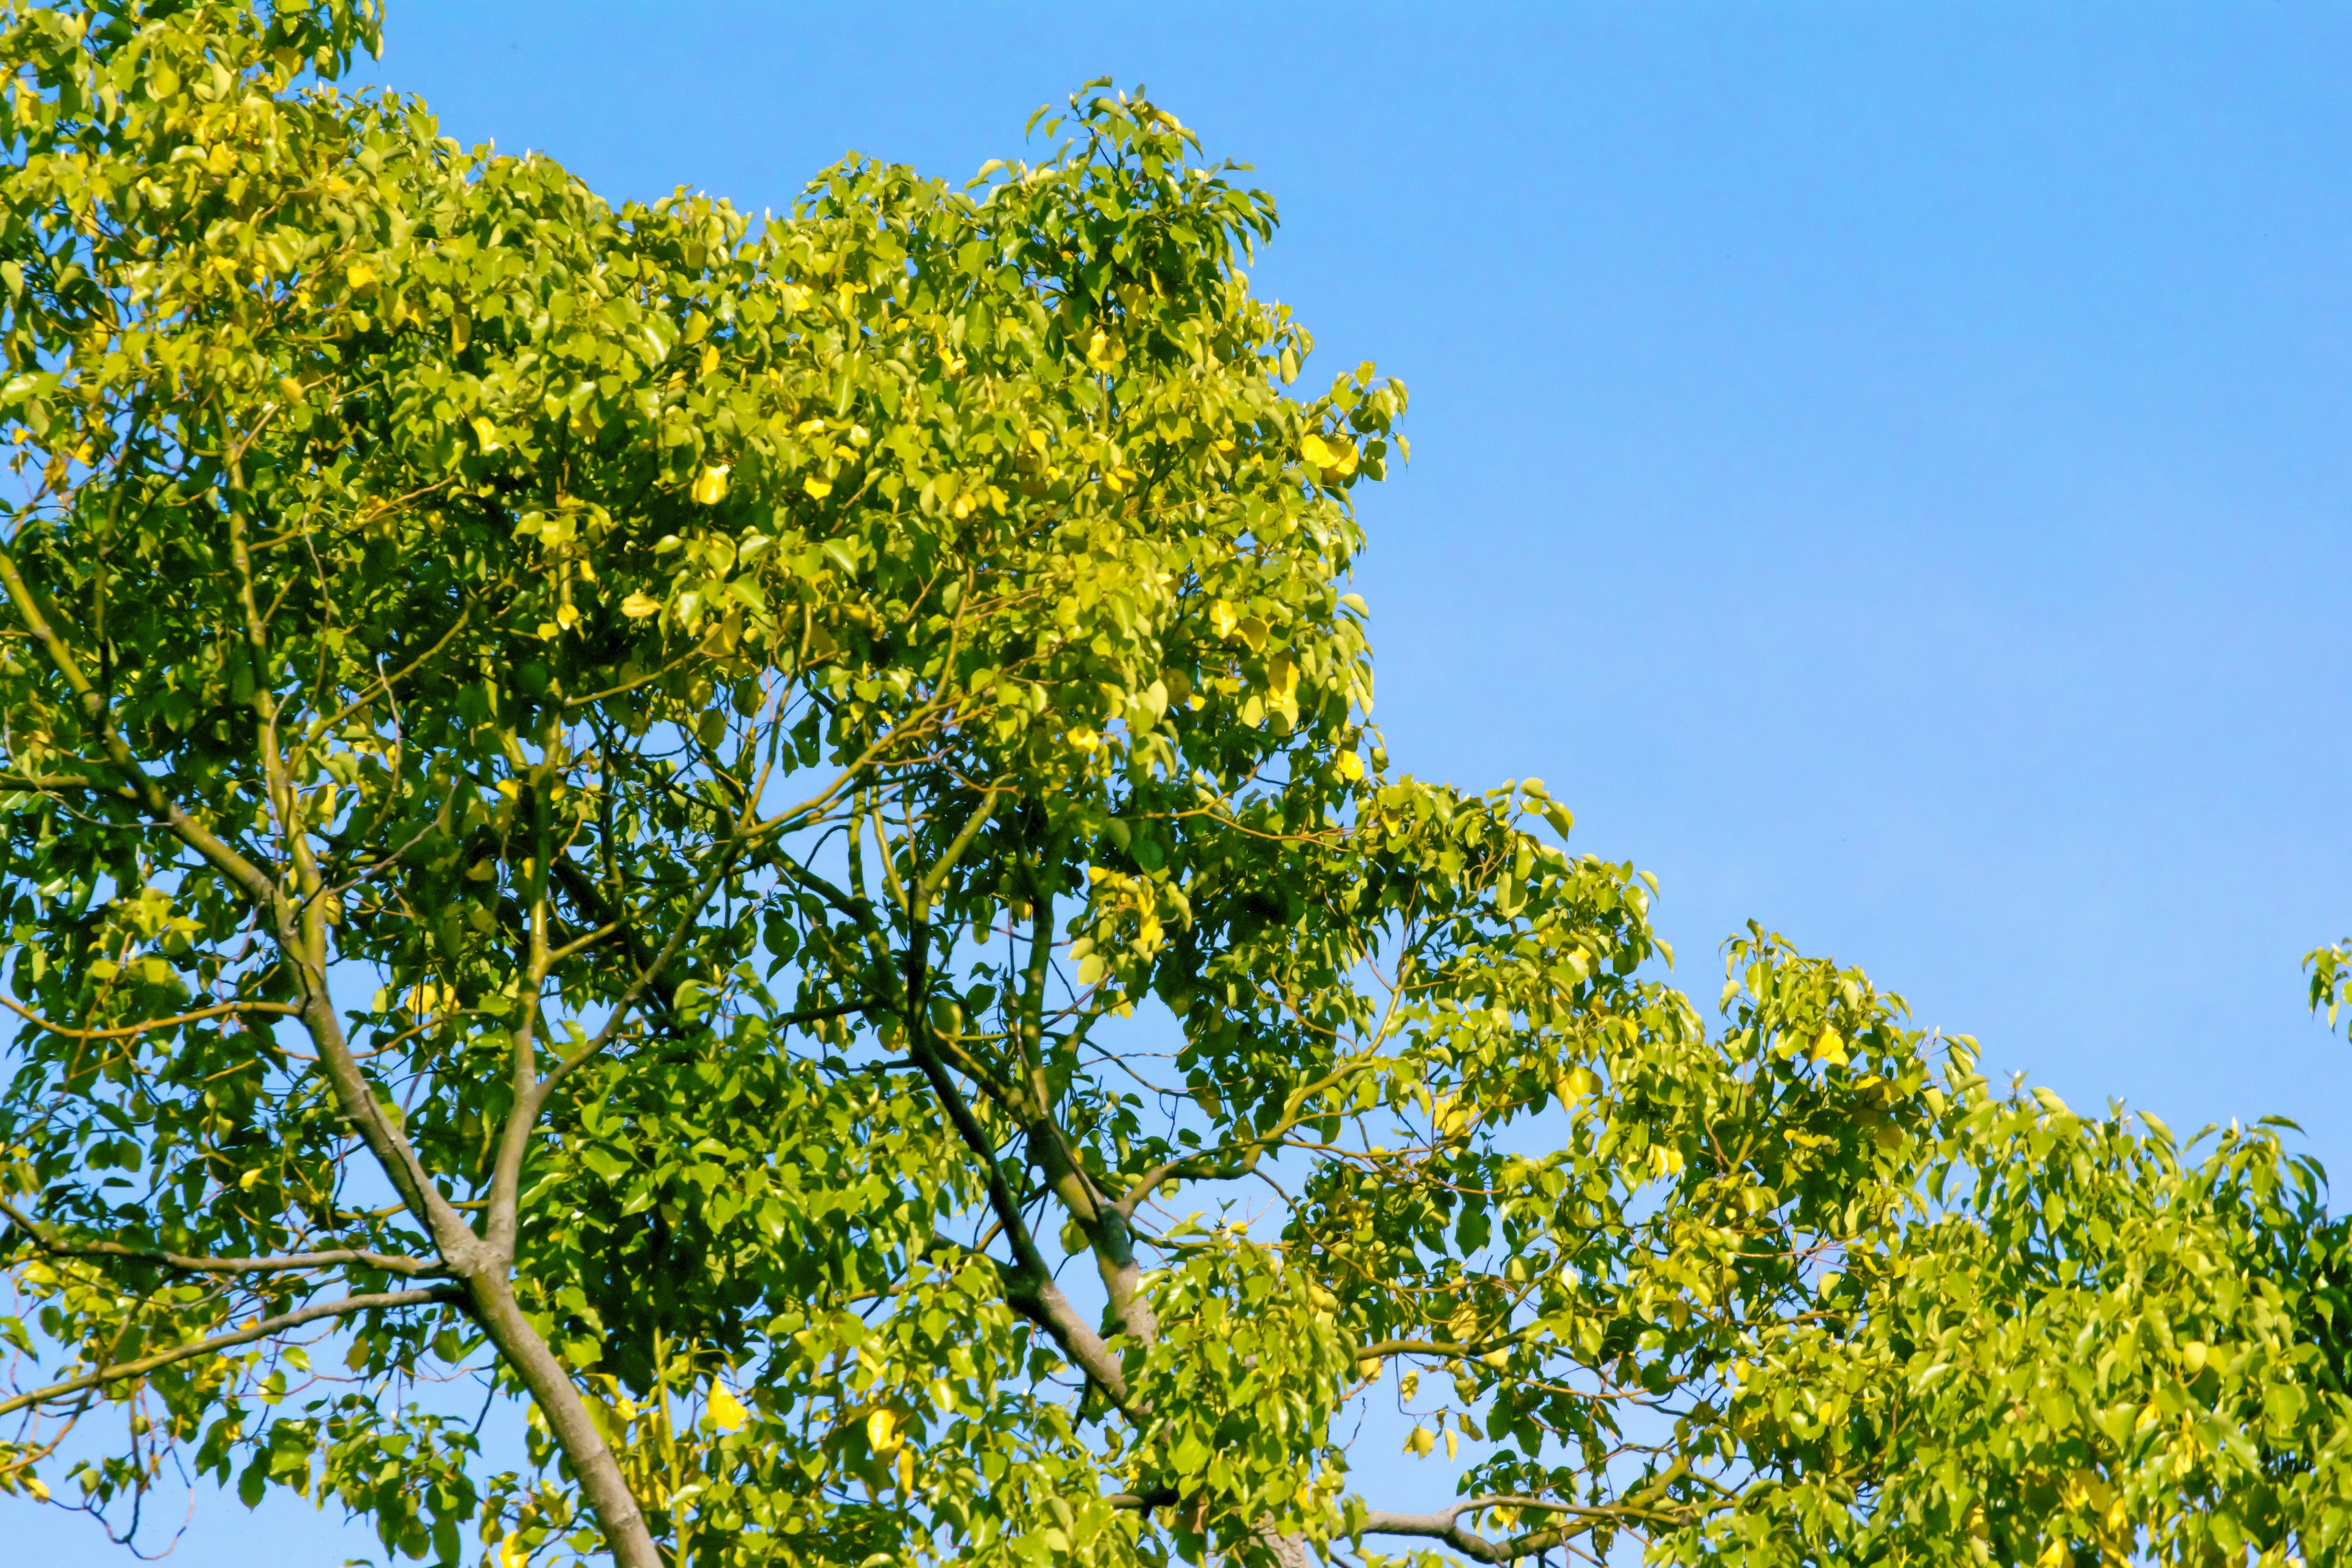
[30,1,2352,1560]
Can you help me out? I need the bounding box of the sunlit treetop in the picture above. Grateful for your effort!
[0,6,2347,1567]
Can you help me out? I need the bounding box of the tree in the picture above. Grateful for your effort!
[1,4,2346,1565]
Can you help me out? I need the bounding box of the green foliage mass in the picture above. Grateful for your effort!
[0,4,2348,1566]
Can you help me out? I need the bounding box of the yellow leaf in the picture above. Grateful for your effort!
[1335,749,1363,782]
[706,1383,747,1433]
[804,476,832,500]
[1558,1065,1602,1105]
[2066,1469,2112,1511]
[553,603,580,628]
[1085,330,1123,371]
[470,417,499,452]
[620,593,662,620]
[1066,726,1101,754]
[896,1447,916,1493]
[1267,653,1297,702]
[867,1406,902,1455]
[499,1534,529,1568]
[1302,431,1357,479]
[1810,1027,1848,1068]
[692,465,730,505]
[1445,1427,1459,1460]
[1404,1425,1434,1458]
[951,492,975,519]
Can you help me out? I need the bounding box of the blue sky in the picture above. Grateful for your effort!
[31,2,2352,1560]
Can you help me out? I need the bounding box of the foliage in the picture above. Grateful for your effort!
[2308,941,2351,1042]
[0,4,2345,1566]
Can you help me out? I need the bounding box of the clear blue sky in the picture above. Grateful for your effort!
[31,2,2352,1559]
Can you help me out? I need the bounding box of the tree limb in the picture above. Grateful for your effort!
[0,543,283,911]
[0,1199,444,1278]
[1355,1503,1588,1564]
[0,1286,461,1418]
[907,1039,1134,1408]
[0,992,301,1042]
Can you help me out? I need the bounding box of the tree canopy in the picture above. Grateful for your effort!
[1,4,2349,1566]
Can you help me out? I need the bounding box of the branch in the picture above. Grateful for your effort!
[0,769,116,791]
[526,842,742,1109]
[914,785,1003,910]
[0,993,301,1042]
[1111,1142,1276,1221]
[1357,1461,1708,1563]
[1355,1333,1529,1361]
[1356,1502,1588,1564]
[1,1198,443,1278]
[0,1286,461,1417]
[548,853,684,1033]
[0,543,282,911]
[1102,1490,1607,1566]
[1110,1051,1387,1221]
[908,1042,1134,1408]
